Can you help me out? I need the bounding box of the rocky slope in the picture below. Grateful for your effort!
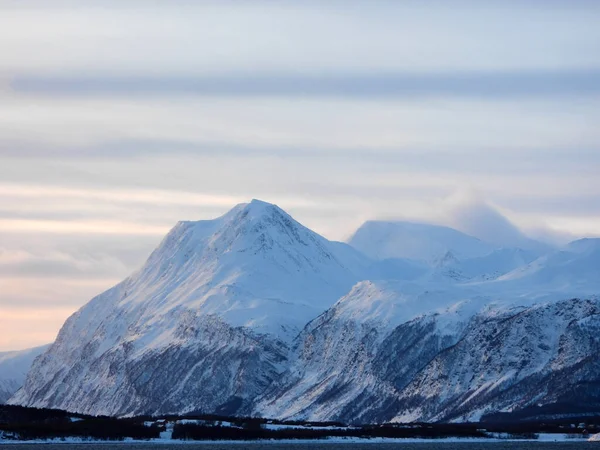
[393,297,600,422]
[257,289,600,423]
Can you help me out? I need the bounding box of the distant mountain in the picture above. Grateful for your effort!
[457,247,538,280]
[0,345,49,403]
[427,247,539,282]
[350,220,546,282]
[500,238,600,291]
[348,221,494,263]
[10,201,600,423]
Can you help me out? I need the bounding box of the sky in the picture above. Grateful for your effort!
[1,0,599,350]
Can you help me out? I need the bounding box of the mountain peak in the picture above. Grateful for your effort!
[117,199,368,339]
[216,199,305,250]
[212,199,288,226]
[249,198,275,207]
[165,200,290,252]
[149,200,303,269]
[236,199,285,221]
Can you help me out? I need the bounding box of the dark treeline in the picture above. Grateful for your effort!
[482,401,600,424]
[1,419,160,441]
[151,412,346,429]
[0,405,159,441]
[172,422,488,440]
[0,404,81,423]
[1,404,599,441]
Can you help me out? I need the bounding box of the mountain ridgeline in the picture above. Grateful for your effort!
[8,200,600,423]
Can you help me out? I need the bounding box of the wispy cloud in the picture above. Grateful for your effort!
[11,69,600,99]
[0,218,169,235]
[0,183,247,208]
[1,0,599,350]
[0,248,128,279]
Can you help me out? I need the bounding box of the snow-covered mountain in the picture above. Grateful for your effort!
[0,345,49,403]
[10,200,600,423]
[10,200,370,416]
[257,276,600,423]
[348,220,495,262]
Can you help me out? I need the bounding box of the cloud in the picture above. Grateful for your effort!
[0,230,162,284]
[0,218,169,235]
[0,248,129,279]
[0,92,598,162]
[1,0,599,76]
[442,190,553,251]
[2,136,598,181]
[0,183,248,208]
[10,69,600,99]
[1,0,599,351]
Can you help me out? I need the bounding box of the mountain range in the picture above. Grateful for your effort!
[5,200,600,423]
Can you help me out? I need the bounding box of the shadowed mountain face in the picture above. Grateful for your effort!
[9,201,600,422]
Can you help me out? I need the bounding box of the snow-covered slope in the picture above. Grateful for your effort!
[10,201,600,423]
[255,280,476,423]
[426,248,539,282]
[349,221,494,263]
[457,247,538,281]
[115,198,369,339]
[0,345,49,403]
[10,200,370,416]
[258,285,600,423]
[257,236,600,423]
[393,297,600,422]
[500,238,600,291]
